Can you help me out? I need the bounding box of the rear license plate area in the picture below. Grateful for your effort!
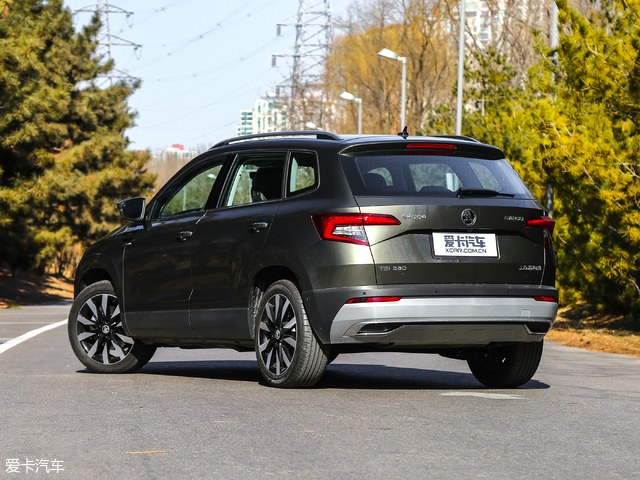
[432,232,498,257]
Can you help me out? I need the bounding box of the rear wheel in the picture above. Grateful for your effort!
[467,341,544,388]
[68,281,156,373]
[255,280,328,388]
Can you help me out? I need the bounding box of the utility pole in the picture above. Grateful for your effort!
[273,0,333,130]
[74,1,140,86]
[546,1,559,217]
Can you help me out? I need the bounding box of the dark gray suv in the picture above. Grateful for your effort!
[69,131,558,388]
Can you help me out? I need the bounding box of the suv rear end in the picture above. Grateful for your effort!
[297,135,557,387]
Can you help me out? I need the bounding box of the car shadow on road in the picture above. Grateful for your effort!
[128,360,549,390]
[321,363,549,390]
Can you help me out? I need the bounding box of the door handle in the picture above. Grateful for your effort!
[249,222,269,232]
[176,230,193,241]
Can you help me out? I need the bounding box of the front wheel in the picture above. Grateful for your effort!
[255,280,328,388]
[68,280,156,374]
[467,341,544,388]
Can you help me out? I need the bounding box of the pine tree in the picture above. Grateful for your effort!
[422,48,544,198]
[424,4,640,318]
[524,0,640,315]
[0,0,154,273]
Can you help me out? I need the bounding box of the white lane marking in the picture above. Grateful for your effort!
[0,319,68,355]
[0,322,64,325]
[441,392,525,400]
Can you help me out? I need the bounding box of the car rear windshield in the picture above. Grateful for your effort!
[340,150,534,199]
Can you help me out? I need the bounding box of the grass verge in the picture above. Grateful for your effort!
[548,305,640,357]
[0,268,74,307]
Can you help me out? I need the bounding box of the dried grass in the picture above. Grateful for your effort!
[548,306,640,357]
[0,268,73,307]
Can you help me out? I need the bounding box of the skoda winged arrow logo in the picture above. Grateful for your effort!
[461,209,477,226]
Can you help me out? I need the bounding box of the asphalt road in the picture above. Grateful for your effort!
[1,303,639,479]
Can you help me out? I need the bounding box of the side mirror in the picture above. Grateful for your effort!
[118,197,146,223]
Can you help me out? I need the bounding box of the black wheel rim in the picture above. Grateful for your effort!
[75,293,134,365]
[258,293,297,376]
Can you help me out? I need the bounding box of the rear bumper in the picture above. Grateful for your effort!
[303,284,559,344]
[327,296,557,346]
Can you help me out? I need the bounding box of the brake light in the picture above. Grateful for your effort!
[346,296,402,304]
[534,296,556,302]
[407,143,457,150]
[312,213,400,246]
[525,216,555,247]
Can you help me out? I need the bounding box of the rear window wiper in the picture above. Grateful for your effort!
[456,188,515,198]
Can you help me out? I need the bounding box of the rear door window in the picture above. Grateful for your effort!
[287,151,318,196]
[223,152,287,207]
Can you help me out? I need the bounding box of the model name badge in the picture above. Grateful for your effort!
[519,265,542,271]
[402,214,427,220]
[504,216,524,222]
[379,265,407,272]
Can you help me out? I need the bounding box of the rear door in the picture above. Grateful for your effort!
[339,143,551,286]
[188,151,287,340]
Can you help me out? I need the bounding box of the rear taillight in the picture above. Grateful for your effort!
[312,213,400,246]
[346,296,402,304]
[525,216,555,247]
[534,296,556,302]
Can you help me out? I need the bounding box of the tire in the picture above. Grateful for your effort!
[68,280,156,374]
[254,280,328,388]
[467,341,544,388]
[326,350,340,365]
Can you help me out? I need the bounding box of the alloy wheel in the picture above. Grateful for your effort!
[75,293,134,365]
[258,293,297,376]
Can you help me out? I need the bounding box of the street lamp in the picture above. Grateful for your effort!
[339,91,362,134]
[377,48,407,129]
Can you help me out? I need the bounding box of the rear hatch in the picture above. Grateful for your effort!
[339,140,553,286]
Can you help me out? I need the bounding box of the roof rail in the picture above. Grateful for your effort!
[431,134,482,143]
[211,130,342,148]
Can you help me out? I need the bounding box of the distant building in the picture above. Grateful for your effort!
[237,110,254,136]
[451,0,546,51]
[149,144,199,190]
[237,95,288,135]
[160,144,198,161]
[464,1,502,47]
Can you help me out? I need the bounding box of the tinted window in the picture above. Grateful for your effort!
[224,152,286,206]
[288,151,318,196]
[157,161,225,218]
[341,152,533,199]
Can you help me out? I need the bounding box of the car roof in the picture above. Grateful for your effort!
[208,130,503,159]
[210,130,484,149]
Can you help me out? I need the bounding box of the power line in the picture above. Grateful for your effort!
[135,35,285,82]
[74,1,140,85]
[140,67,274,129]
[273,0,334,129]
[128,0,276,71]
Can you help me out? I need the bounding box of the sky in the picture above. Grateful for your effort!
[63,0,350,153]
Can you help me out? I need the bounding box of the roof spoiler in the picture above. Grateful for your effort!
[431,134,482,143]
